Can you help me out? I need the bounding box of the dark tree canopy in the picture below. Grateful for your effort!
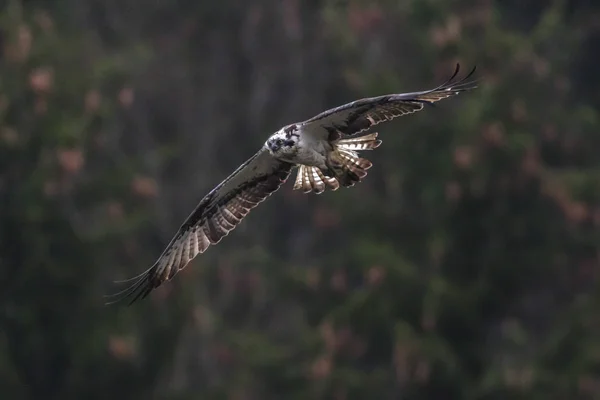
[1,1,599,399]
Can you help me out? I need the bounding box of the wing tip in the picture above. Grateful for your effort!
[441,62,478,89]
[104,269,155,306]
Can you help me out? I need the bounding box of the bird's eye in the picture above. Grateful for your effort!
[276,139,283,145]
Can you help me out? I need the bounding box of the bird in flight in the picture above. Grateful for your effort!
[106,64,477,305]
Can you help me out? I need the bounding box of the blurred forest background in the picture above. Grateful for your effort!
[1,0,600,399]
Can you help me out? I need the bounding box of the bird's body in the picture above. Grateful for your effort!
[107,64,478,305]
[269,123,332,169]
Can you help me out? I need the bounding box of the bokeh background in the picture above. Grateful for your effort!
[2,0,600,399]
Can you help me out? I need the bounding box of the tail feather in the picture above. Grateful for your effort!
[293,132,381,193]
[327,148,372,188]
[337,148,373,172]
[293,165,339,194]
[336,132,382,151]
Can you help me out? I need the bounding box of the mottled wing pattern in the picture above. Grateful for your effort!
[106,149,293,305]
[303,64,477,139]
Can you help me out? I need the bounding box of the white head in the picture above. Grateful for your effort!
[264,124,300,160]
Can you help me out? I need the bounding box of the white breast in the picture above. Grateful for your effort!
[295,125,332,168]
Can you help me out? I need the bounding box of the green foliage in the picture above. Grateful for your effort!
[1,0,600,399]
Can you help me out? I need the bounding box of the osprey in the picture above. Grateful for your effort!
[107,64,477,305]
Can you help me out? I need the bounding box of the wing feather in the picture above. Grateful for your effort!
[106,148,292,305]
[303,63,477,137]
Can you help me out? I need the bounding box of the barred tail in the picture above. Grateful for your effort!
[293,132,381,193]
[335,132,382,151]
[326,148,373,188]
[293,165,340,194]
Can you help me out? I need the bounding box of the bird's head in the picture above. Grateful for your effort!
[265,126,299,159]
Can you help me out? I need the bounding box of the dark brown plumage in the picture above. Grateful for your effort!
[305,64,477,139]
[106,150,292,305]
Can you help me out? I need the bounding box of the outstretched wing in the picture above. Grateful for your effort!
[106,148,293,305]
[302,63,477,139]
